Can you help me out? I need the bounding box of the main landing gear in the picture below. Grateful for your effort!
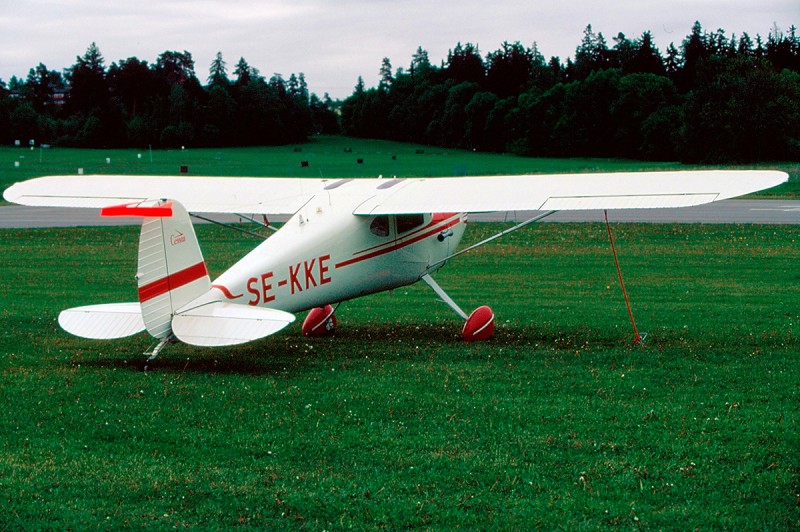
[422,274,495,342]
[300,277,493,342]
[302,304,337,336]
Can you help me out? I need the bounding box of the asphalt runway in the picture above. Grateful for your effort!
[1,200,798,228]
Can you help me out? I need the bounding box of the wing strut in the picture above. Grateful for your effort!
[427,210,558,270]
[190,213,270,240]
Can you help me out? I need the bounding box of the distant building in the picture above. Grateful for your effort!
[8,85,69,105]
[50,87,68,106]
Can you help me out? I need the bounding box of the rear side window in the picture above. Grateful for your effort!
[396,214,424,234]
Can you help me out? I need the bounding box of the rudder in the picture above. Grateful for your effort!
[135,199,210,339]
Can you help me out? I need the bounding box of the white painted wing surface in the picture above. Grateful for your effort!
[353,170,788,214]
[58,303,145,339]
[171,302,296,347]
[4,170,787,216]
[3,175,330,215]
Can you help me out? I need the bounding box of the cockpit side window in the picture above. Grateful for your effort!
[396,214,424,234]
[370,215,390,237]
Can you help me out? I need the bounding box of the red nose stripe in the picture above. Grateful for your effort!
[138,262,208,303]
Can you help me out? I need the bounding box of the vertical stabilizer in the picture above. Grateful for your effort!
[136,199,210,338]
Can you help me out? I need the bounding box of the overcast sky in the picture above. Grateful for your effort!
[1,0,796,99]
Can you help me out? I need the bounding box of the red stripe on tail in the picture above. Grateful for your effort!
[138,262,208,303]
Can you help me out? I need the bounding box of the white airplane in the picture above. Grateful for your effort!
[3,170,787,365]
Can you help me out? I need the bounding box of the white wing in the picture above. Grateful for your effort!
[352,170,788,214]
[3,175,329,214]
[4,170,787,215]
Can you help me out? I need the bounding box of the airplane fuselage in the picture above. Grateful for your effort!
[210,194,467,313]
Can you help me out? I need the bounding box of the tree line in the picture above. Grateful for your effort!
[342,22,800,163]
[0,45,339,148]
[2,22,799,163]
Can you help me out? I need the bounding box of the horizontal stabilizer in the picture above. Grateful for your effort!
[59,303,145,339]
[172,302,295,347]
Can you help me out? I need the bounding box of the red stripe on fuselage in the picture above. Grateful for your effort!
[335,214,462,268]
[138,262,208,303]
[212,283,242,300]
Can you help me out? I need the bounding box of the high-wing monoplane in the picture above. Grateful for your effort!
[4,170,787,365]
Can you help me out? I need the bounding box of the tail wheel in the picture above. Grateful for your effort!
[302,305,337,336]
[462,305,494,342]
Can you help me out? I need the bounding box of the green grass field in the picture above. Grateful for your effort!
[3,224,799,528]
[1,138,799,528]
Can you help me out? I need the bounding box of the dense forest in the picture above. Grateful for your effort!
[343,22,800,163]
[2,22,799,163]
[0,46,339,149]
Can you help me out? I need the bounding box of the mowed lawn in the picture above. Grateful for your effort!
[2,138,798,527]
[1,218,798,528]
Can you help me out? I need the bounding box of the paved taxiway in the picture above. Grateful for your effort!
[0,200,798,228]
